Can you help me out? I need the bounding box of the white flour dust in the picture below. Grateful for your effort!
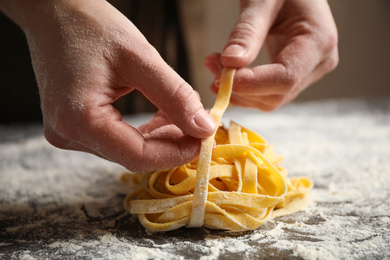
[1,98,390,259]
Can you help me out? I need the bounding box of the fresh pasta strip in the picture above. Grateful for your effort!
[122,68,312,233]
[188,68,235,227]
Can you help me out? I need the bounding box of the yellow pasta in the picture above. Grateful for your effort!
[122,68,312,232]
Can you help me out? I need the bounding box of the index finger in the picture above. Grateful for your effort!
[75,114,201,173]
[232,33,323,96]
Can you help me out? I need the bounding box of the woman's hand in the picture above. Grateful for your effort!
[206,0,339,111]
[1,0,216,173]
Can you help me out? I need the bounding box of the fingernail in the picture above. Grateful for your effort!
[194,110,216,132]
[223,44,246,57]
[214,79,221,87]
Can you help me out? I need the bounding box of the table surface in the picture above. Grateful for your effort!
[1,98,390,260]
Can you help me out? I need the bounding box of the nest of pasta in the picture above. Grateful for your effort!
[122,121,312,232]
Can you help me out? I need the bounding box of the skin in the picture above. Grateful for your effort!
[0,0,216,173]
[206,0,339,111]
[0,0,338,172]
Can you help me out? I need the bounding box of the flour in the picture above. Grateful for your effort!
[1,98,390,259]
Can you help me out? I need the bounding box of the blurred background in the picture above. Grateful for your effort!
[1,0,389,123]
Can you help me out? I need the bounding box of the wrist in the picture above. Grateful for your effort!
[0,0,25,28]
[0,1,55,32]
[0,0,98,33]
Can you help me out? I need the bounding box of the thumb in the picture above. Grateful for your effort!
[138,54,216,139]
[221,0,283,68]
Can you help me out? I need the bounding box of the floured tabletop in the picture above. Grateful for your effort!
[1,98,389,259]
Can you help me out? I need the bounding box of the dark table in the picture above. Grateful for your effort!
[1,98,389,259]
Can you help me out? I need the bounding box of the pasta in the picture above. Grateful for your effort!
[122,68,312,232]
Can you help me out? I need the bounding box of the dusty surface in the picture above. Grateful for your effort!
[1,98,389,259]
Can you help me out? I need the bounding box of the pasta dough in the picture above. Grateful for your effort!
[122,68,312,232]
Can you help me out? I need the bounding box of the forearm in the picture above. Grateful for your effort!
[0,0,26,28]
[0,0,104,33]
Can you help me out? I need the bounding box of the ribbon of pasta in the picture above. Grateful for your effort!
[122,68,313,233]
[188,68,235,227]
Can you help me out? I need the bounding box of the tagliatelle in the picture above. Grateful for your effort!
[122,68,312,232]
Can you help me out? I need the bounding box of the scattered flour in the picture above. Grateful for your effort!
[1,98,390,259]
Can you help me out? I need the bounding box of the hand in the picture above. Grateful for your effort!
[1,0,216,173]
[205,0,339,111]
